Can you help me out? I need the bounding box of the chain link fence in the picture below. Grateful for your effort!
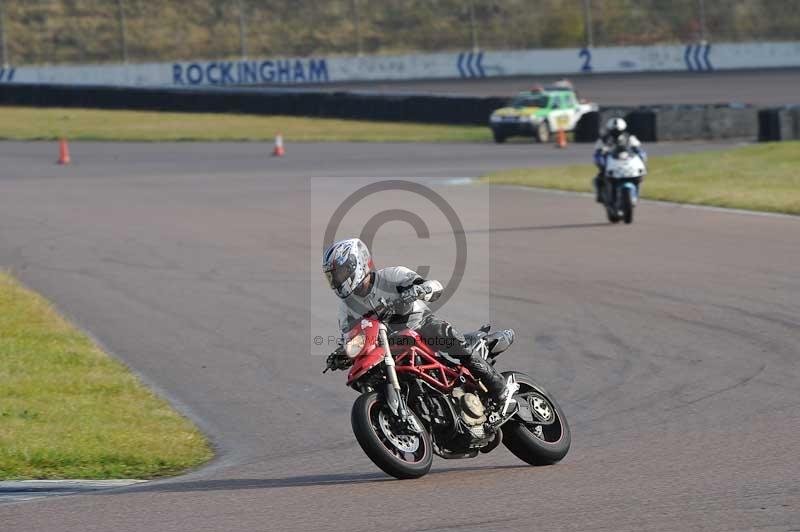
[2,0,799,66]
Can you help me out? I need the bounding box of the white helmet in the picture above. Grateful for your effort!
[606,117,627,139]
[323,238,373,299]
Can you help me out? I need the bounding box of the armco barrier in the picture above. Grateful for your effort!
[0,83,784,143]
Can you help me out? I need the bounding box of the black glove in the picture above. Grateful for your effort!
[323,347,352,373]
[400,284,427,303]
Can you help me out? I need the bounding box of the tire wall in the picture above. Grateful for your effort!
[0,83,796,143]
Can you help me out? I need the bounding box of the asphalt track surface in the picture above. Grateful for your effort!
[1,140,798,531]
[293,68,800,106]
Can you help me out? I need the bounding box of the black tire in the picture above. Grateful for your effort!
[492,130,507,144]
[535,122,550,143]
[606,208,621,224]
[622,188,634,224]
[501,372,571,466]
[351,391,433,479]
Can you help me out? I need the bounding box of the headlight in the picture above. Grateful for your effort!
[490,115,502,123]
[344,332,366,357]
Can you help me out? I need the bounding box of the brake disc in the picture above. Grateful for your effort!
[378,409,420,453]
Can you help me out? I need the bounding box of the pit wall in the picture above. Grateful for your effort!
[1,41,799,86]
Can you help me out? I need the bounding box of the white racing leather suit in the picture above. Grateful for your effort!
[593,132,646,201]
[338,267,438,336]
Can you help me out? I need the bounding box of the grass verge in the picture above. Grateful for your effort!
[0,106,489,143]
[481,142,800,215]
[0,272,212,479]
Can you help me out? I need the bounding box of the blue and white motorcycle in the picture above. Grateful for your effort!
[600,145,646,224]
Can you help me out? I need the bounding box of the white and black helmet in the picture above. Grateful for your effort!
[606,117,627,139]
[323,238,374,299]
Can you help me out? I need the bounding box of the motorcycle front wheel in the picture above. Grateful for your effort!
[501,372,571,466]
[604,185,621,223]
[622,187,634,224]
[351,391,433,479]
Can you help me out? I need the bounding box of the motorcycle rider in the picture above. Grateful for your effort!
[323,238,514,407]
[593,117,647,203]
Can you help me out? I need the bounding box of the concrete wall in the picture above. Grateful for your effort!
[1,41,799,87]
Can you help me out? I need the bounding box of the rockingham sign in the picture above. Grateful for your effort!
[2,41,799,86]
[172,58,329,85]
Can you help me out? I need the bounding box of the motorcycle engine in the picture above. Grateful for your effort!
[451,387,488,441]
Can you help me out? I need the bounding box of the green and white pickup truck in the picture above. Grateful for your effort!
[489,83,598,143]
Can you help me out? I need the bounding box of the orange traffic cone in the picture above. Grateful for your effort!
[555,128,567,149]
[57,139,71,165]
[272,133,285,157]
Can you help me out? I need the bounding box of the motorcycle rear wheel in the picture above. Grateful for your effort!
[351,391,433,479]
[501,372,571,466]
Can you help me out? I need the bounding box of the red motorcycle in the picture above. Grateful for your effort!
[325,297,570,479]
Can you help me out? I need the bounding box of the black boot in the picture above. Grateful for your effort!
[416,315,514,405]
[466,353,518,418]
[464,353,507,401]
[594,175,604,203]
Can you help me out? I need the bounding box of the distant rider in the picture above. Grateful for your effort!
[322,238,514,406]
[593,117,646,203]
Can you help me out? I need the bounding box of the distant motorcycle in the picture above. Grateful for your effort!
[600,144,646,224]
[324,296,570,479]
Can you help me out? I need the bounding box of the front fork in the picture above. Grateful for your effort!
[606,181,639,208]
[623,182,639,205]
[379,326,402,415]
[379,326,421,432]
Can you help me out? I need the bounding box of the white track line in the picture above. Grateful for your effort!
[0,480,147,504]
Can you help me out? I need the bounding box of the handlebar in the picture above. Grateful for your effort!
[612,145,630,155]
[369,293,416,319]
[323,294,416,374]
